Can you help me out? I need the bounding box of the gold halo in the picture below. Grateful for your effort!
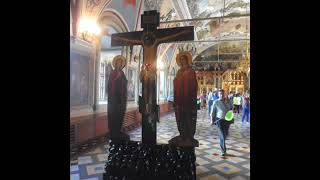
[112,55,126,70]
[176,51,192,67]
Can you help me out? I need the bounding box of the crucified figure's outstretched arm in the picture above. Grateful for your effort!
[111,34,143,46]
[156,30,193,44]
[112,36,142,44]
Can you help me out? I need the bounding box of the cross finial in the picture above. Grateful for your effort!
[141,10,160,30]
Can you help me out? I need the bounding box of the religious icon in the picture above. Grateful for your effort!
[107,55,129,140]
[70,50,90,107]
[111,10,194,145]
[169,51,199,147]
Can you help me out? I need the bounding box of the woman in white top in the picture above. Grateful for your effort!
[233,93,242,118]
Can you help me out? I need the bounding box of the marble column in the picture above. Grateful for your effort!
[93,39,101,111]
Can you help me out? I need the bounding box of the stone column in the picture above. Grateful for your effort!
[93,38,101,111]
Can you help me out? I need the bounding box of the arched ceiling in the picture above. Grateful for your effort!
[194,0,249,19]
[195,41,249,61]
[97,0,250,71]
[100,26,118,50]
[142,0,250,71]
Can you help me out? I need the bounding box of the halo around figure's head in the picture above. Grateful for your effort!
[176,51,192,67]
[112,55,126,70]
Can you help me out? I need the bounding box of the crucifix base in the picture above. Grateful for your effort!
[169,136,199,147]
[103,140,196,180]
[105,132,130,141]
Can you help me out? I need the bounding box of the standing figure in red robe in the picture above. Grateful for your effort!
[169,51,199,147]
[107,55,129,140]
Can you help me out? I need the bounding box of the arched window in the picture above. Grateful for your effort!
[127,68,136,101]
[157,59,166,101]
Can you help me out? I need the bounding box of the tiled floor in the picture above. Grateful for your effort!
[70,109,250,180]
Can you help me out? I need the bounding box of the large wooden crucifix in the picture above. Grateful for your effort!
[111,10,194,145]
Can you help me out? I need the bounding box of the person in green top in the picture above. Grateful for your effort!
[233,93,242,118]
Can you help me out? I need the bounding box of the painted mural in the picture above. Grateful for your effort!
[70,50,91,107]
[86,0,103,14]
[104,0,141,31]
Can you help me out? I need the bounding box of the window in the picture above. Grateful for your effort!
[159,70,165,99]
[99,63,106,100]
[99,50,122,104]
[127,69,136,101]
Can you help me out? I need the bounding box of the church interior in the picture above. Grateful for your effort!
[70,0,250,179]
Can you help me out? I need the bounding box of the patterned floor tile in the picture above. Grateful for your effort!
[196,157,210,165]
[70,173,79,180]
[199,173,228,180]
[70,165,79,172]
[212,143,233,149]
[70,159,78,165]
[86,163,105,176]
[212,162,242,175]
[229,175,249,180]
[198,144,211,150]
[82,177,99,180]
[225,150,244,157]
[242,163,250,170]
[234,146,250,153]
[203,154,225,162]
[71,109,250,180]
[199,140,211,145]
[206,139,220,143]
[195,150,203,156]
[97,153,108,162]
[78,156,93,165]
[203,149,222,156]
[225,140,237,144]
[225,156,246,164]
[86,148,103,155]
[196,166,210,175]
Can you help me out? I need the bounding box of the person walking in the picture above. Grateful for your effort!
[211,89,233,156]
[233,93,241,118]
[242,93,250,125]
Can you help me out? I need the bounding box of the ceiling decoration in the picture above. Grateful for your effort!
[144,0,164,11]
[194,41,247,61]
[186,0,200,18]
[191,40,249,71]
[191,61,239,71]
[196,0,249,19]
[104,0,250,72]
